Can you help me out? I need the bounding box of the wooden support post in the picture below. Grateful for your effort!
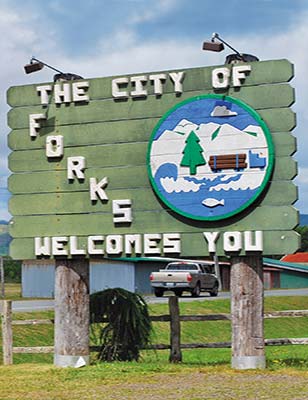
[230,255,265,369]
[168,296,182,363]
[0,256,5,298]
[1,300,13,365]
[54,259,90,368]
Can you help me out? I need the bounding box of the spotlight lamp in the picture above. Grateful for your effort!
[24,57,83,81]
[202,33,259,64]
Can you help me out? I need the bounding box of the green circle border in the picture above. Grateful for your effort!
[147,94,275,222]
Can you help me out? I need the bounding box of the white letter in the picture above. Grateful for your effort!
[244,230,263,251]
[144,234,161,255]
[52,236,68,256]
[46,135,63,158]
[36,85,52,105]
[112,77,129,98]
[54,83,71,104]
[88,235,104,255]
[29,113,46,138]
[223,231,242,252]
[112,199,132,223]
[232,65,251,87]
[163,233,181,254]
[169,72,185,93]
[125,234,142,255]
[90,177,108,201]
[149,74,166,95]
[106,235,123,255]
[70,236,86,255]
[72,81,89,102]
[203,232,220,253]
[212,67,230,89]
[67,156,86,180]
[35,237,50,256]
[131,75,147,97]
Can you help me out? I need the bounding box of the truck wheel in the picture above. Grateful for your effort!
[191,283,201,297]
[154,288,164,297]
[210,283,219,297]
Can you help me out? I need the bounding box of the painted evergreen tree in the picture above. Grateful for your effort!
[180,130,206,175]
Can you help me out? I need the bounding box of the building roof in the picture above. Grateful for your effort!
[263,257,308,274]
[281,253,308,264]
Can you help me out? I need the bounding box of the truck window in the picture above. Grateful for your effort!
[166,263,198,271]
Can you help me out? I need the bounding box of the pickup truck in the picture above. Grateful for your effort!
[150,261,219,297]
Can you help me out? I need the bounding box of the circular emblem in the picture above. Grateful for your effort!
[147,94,274,221]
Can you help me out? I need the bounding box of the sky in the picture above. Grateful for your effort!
[1,0,308,221]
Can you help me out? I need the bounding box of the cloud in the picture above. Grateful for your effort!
[211,106,238,117]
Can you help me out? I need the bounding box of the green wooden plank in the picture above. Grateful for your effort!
[259,108,296,132]
[7,84,295,130]
[8,118,160,151]
[262,181,298,205]
[9,229,300,260]
[8,179,298,217]
[7,59,294,107]
[8,124,297,175]
[8,124,297,161]
[180,230,300,257]
[8,142,148,173]
[273,156,297,180]
[8,154,297,194]
[9,205,298,238]
[8,165,148,194]
[272,132,296,157]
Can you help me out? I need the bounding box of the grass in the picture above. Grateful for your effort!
[2,283,22,300]
[0,296,308,399]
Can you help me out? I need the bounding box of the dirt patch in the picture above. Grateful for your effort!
[33,370,308,400]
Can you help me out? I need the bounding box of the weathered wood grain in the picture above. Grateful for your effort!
[54,258,90,366]
[231,255,265,369]
[1,300,13,365]
[169,296,182,362]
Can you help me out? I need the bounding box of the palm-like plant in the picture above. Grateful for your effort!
[90,288,152,362]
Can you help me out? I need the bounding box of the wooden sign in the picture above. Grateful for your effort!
[7,59,299,259]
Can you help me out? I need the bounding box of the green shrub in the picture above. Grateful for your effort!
[90,288,152,362]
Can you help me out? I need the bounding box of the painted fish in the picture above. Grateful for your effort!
[202,198,225,208]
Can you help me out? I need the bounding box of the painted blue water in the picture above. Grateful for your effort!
[154,163,258,218]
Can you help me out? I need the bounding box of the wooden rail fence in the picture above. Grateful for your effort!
[1,298,308,365]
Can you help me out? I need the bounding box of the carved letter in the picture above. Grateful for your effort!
[232,65,251,87]
[203,231,220,253]
[67,156,86,180]
[112,77,129,98]
[169,72,185,93]
[90,177,108,201]
[46,135,63,158]
[212,67,230,88]
[112,199,132,223]
[34,237,51,256]
[29,113,46,138]
[36,85,52,105]
[72,81,89,102]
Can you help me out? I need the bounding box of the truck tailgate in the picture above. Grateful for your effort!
[151,271,190,283]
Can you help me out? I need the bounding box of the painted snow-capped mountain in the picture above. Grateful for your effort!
[150,118,269,194]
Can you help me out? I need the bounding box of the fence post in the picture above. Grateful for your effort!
[169,296,182,362]
[1,300,13,365]
[0,256,4,298]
